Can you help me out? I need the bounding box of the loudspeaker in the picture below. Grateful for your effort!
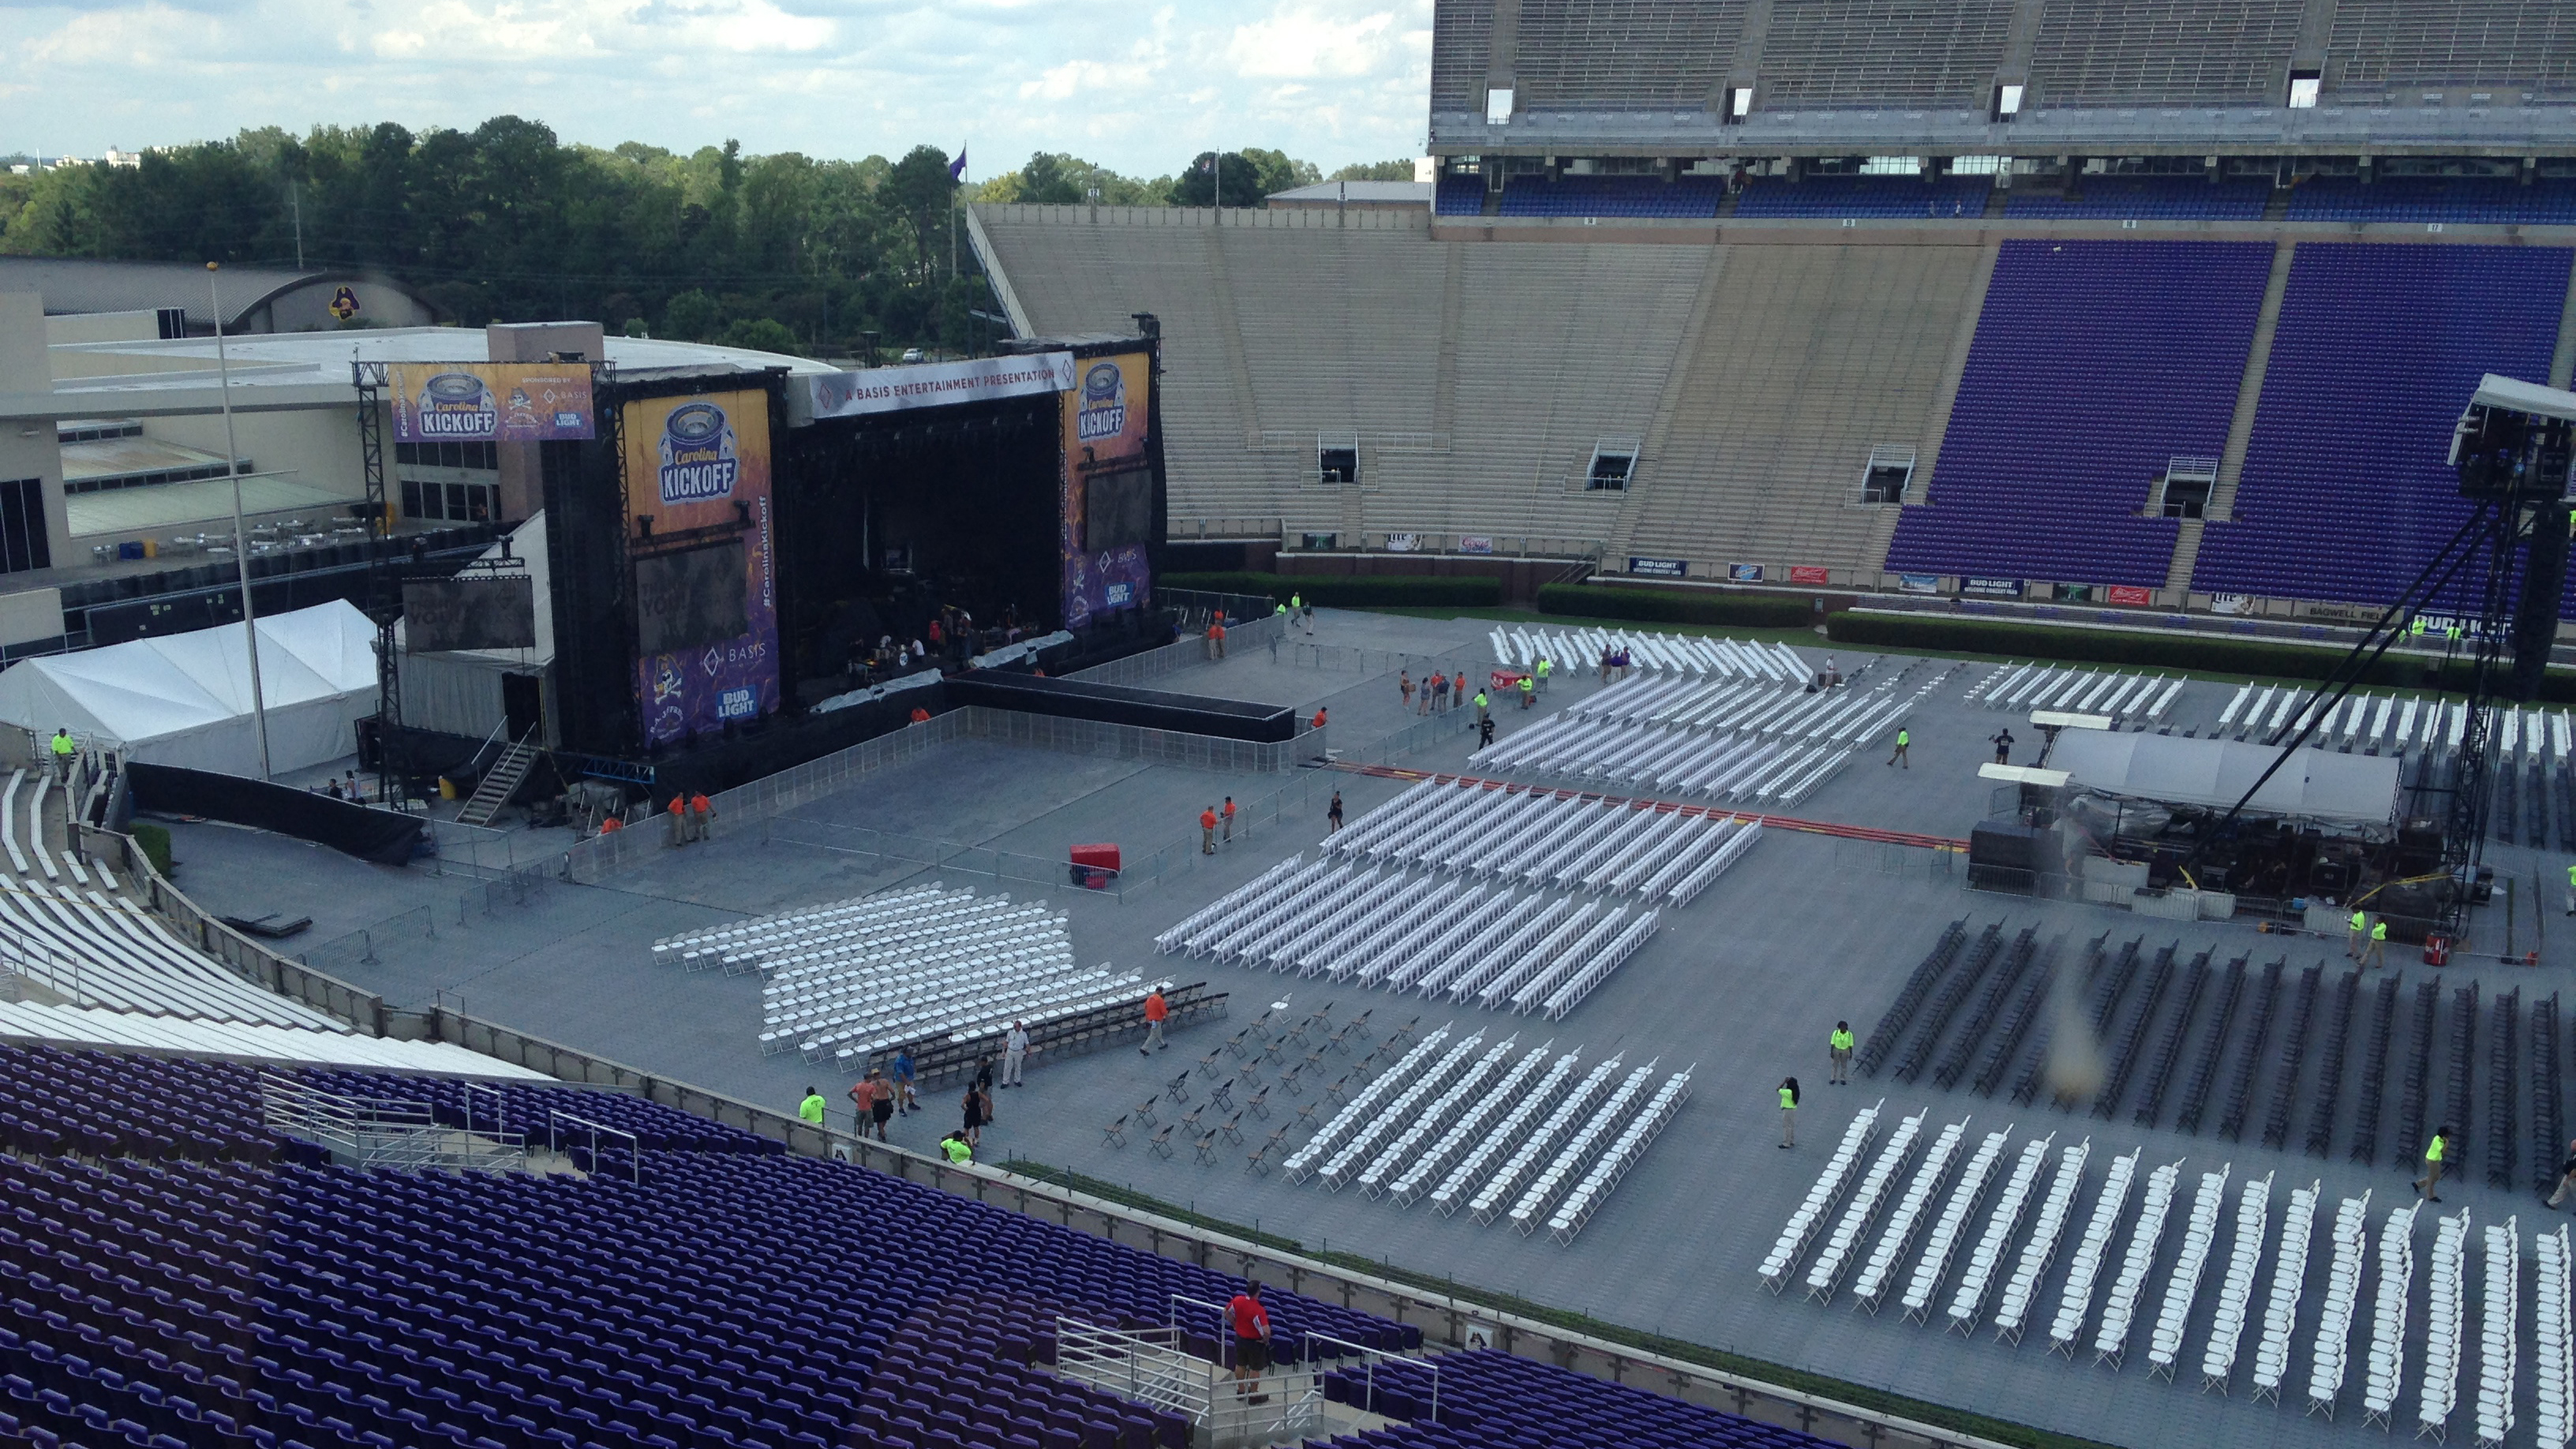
[2510,501,2571,701]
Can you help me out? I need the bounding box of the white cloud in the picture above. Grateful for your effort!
[0,0,1432,176]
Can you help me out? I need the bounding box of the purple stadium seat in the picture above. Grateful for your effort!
[1887,239,2274,586]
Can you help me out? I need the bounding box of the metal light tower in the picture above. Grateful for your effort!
[208,263,273,781]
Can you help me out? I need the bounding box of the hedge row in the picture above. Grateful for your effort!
[1160,571,1502,608]
[1536,582,1813,629]
[1825,609,2576,702]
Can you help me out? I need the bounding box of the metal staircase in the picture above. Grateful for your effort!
[459,732,537,828]
[260,1073,531,1174]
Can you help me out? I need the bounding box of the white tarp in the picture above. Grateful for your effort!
[2050,730,2400,826]
[0,600,379,777]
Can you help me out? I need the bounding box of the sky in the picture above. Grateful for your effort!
[1,0,1434,178]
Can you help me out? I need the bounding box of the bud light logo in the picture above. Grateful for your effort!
[1104,582,1131,606]
[658,402,739,504]
[717,687,756,721]
[414,371,496,438]
[1074,361,1128,443]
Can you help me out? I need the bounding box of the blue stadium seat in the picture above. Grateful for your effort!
[1734,175,1991,219]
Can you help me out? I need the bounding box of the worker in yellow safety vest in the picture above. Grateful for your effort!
[1828,1023,1855,1084]
[2417,1125,2452,1201]
[2346,908,2367,960]
[2364,918,2388,968]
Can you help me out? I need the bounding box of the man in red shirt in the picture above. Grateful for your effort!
[1200,807,1218,856]
[1310,706,1327,730]
[1221,796,1236,843]
[688,792,714,842]
[1226,1282,1271,1402]
[1140,987,1169,1054]
[665,794,686,848]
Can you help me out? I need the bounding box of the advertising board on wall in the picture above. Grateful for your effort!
[1895,573,1943,593]
[1788,565,1831,586]
[1726,563,1765,583]
[805,352,1076,420]
[1061,354,1154,629]
[390,364,593,443]
[623,390,778,744]
[1457,535,1495,555]
[2106,585,2155,607]
[1962,576,2025,598]
[1627,556,1687,578]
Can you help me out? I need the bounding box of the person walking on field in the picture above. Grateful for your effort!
[689,792,713,843]
[2364,916,2389,968]
[1886,728,1909,769]
[666,794,687,848]
[1140,987,1170,1054]
[1829,1022,1854,1084]
[1222,796,1236,843]
[799,1086,828,1129]
[1200,806,1219,856]
[1399,672,1414,712]
[2417,1125,2454,1201]
[1777,1077,1800,1148]
[1990,729,2015,766]
[2548,1138,2576,1208]
[1518,673,1535,710]
[1327,791,1343,833]
[2346,906,2368,960]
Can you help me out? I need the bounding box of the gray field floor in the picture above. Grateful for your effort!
[160,608,2576,1449]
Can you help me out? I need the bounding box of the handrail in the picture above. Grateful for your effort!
[548,1110,641,1185]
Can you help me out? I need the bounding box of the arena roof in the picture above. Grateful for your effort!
[0,256,435,333]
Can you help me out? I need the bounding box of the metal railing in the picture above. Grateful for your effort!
[548,1110,640,1184]
[259,1072,529,1173]
[1069,612,1287,687]
[1059,1312,1328,1447]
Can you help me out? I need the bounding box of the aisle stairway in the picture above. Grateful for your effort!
[459,732,537,827]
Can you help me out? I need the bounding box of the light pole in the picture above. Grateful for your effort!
[208,263,272,781]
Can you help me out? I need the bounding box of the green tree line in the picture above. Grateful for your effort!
[0,118,1413,359]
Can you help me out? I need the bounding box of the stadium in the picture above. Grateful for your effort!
[19,5,2576,1449]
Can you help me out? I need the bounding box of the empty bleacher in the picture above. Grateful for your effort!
[2005,177,2273,220]
[2192,242,2574,605]
[1888,239,2275,587]
[1623,242,1984,575]
[2286,176,2576,225]
[2325,0,2576,90]
[1754,0,2015,110]
[2027,0,2307,107]
[1507,0,1750,111]
[1497,174,1720,219]
[1734,175,1994,219]
[1435,174,1487,216]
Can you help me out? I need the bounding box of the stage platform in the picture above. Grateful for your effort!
[158,607,2576,1449]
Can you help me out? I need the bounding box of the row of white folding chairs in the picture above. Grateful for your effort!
[790,958,1111,1061]
[1567,677,1769,729]
[1668,823,1762,909]
[1975,664,2179,723]
[1991,1139,2089,1343]
[656,882,944,962]
[762,912,1062,996]
[762,945,1076,1039]
[1423,1047,1585,1215]
[2362,1201,2421,1425]
[1805,1110,1924,1302]
[1281,1026,1453,1182]
[777,953,1088,1050]
[753,900,1053,980]
[2147,1166,2232,1380]
[2250,1183,2322,1402]
[1899,1127,2010,1322]
[2048,1149,2140,1356]
[1758,1101,1885,1290]
[1336,779,1498,863]
[1946,1133,2055,1334]
[1500,626,1805,683]
[2423,1208,2472,1435]
[1358,1035,1526,1199]
[2537,1223,2574,1449]
[2198,1171,2275,1391]
[1852,1118,1966,1313]
[1265,871,1419,977]
[2094,1160,2184,1368]
[2305,1191,2373,1417]
[1385,1040,1561,1207]
[1578,675,1885,743]
[1317,1030,1491,1189]
[1508,1059,1661,1234]
[2481,1219,2522,1447]
[1365,788,1715,901]
[1549,1068,1692,1245]
[1469,1055,1635,1226]
[1540,909,1661,1020]
[826,975,1165,1069]
[1154,854,1305,953]
[1188,862,1347,962]
[686,882,956,961]
[1326,778,1447,859]
[1389,889,1552,998]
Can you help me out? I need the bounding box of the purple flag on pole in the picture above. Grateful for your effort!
[948,147,967,182]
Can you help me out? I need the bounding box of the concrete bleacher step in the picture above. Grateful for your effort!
[2164,519,2206,593]
[2203,240,2297,534]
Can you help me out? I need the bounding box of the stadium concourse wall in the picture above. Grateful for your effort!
[976,200,2576,627]
[63,812,2024,1449]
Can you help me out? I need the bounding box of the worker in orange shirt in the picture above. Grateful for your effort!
[1311,706,1327,730]
[665,794,687,848]
[689,791,714,843]
[1221,796,1236,843]
[1200,805,1219,855]
[597,813,624,836]
[1140,987,1170,1054]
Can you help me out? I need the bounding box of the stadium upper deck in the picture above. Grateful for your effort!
[1432,0,2576,160]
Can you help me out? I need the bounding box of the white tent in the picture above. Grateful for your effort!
[2051,730,2401,826]
[0,600,380,776]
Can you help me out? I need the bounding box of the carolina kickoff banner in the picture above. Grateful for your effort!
[623,390,779,744]
[1061,354,1154,628]
[390,364,594,443]
[806,353,1076,419]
